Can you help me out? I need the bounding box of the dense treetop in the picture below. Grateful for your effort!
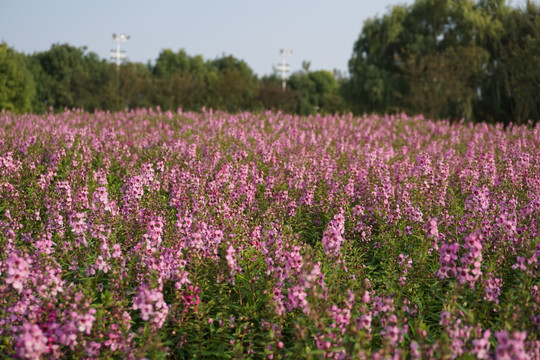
[344,0,540,124]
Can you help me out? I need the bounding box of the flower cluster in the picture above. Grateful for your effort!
[0,109,537,358]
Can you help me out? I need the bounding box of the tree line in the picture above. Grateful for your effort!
[1,0,538,124]
[0,43,344,116]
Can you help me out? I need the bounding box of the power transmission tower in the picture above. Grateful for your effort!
[277,49,292,91]
[110,33,130,108]
[110,33,130,71]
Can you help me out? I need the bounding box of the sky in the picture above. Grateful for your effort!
[0,0,527,77]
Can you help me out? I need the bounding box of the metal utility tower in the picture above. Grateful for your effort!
[110,33,130,71]
[277,49,292,91]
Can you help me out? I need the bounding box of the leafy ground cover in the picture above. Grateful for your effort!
[0,109,538,359]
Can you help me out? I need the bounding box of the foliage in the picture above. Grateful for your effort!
[288,69,345,115]
[345,0,540,124]
[152,49,208,111]
[478,0,540,124]
[32,43,117,112]
[0,43,35,113]
[397,45,488,120]
[207,55,259,112]
[255,74,298,114]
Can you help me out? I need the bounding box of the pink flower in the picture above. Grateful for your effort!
[174,271,191,290]
[225,243,242,283]
[383,325,400,346]
[77,308,97,334]
[483,275,503,303]
[356,313,372,332]
[512,256,527,271]
[361,291,371,304]
[91,186,109,210]
[16,322,48,360]
[5,252,31,293]
[472,329,491,359]
[112,244,122,258]
[132,286,169,329]
[495,330,529,360]
[410,340,421,359]
[425,217,439,238]
[321,209,346,257]
[94,256,111,273]
[287,285,309,314]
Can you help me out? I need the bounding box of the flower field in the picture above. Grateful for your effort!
[0,109,538,359]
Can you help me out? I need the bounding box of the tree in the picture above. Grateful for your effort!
[345,0,497,120]
[33,44,87,110]
[289,69,344,115]
[33,43,115,112]
[0,43,35,113]
[344,4,409,114]
[153,49,211,111]
[479,0,540,124]
[257,73,298,113]
[397,45,488,120]
[118,62,154,110]
[81,52,117,111]
[207,55,259,112]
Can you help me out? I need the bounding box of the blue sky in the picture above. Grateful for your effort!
[0,0,523,77]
